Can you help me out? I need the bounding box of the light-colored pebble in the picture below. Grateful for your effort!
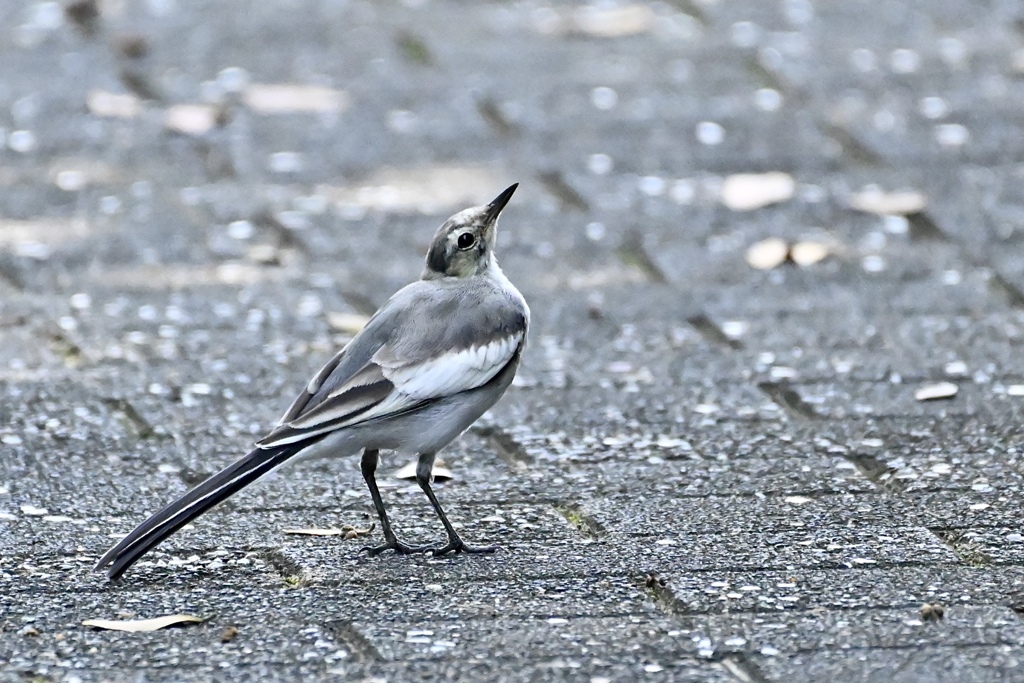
[746,237,789,270]
[721,172,795,211]
[915,382,958,401]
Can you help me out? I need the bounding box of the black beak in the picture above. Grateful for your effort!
[483,183,518,223]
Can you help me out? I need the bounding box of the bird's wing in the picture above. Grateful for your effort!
[275,345,349,425]
[95,279,526,579]
[256,280,526,448]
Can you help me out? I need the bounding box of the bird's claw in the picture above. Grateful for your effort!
[361,538,434,556]
[429,538,498,557]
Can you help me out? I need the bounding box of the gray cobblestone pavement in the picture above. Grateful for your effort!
[3,0,1024,681]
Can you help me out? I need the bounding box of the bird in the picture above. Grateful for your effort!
[95,183,529,580]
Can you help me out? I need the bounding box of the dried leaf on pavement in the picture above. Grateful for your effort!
[283,523,375,540]
[242,84,348,114]
[745,238,789,270]
[790,241,830,266]
[721,172,795,211]
[326,312,370,334]
[164,104,217,135]
[393,460,453,482]
[82,614,206,632]
[848,189,926,215]
[87,90,142,119]
[915,382,958,401]
[283,528,346,536]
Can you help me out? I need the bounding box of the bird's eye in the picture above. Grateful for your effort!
[457,232,476,250]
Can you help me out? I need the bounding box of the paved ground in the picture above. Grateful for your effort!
[4,0,1024,681]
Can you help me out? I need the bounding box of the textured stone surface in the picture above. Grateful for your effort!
[3,1,1024,681]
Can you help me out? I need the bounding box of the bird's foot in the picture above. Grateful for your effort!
[429,537,498,557]
[362,538,434,556]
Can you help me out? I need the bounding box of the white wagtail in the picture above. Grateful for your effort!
[95,184,529,580]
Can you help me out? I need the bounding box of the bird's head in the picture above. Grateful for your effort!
[422,183,518,279]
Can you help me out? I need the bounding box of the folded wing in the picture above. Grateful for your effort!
[257,330,523,447]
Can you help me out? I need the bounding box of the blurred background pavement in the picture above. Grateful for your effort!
[4,1,1024,681]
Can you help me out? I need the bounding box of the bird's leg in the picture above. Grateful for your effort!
[359,448,432,556]
[415,452,497,556]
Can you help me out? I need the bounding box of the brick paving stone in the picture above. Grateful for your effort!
[751,645,1024,683]
[663,565,1024,615]
[5,0,1024,680]
[684,605,1024,653]
[578,492,925,535]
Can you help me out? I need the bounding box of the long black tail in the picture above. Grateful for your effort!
[95,443,310,580]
